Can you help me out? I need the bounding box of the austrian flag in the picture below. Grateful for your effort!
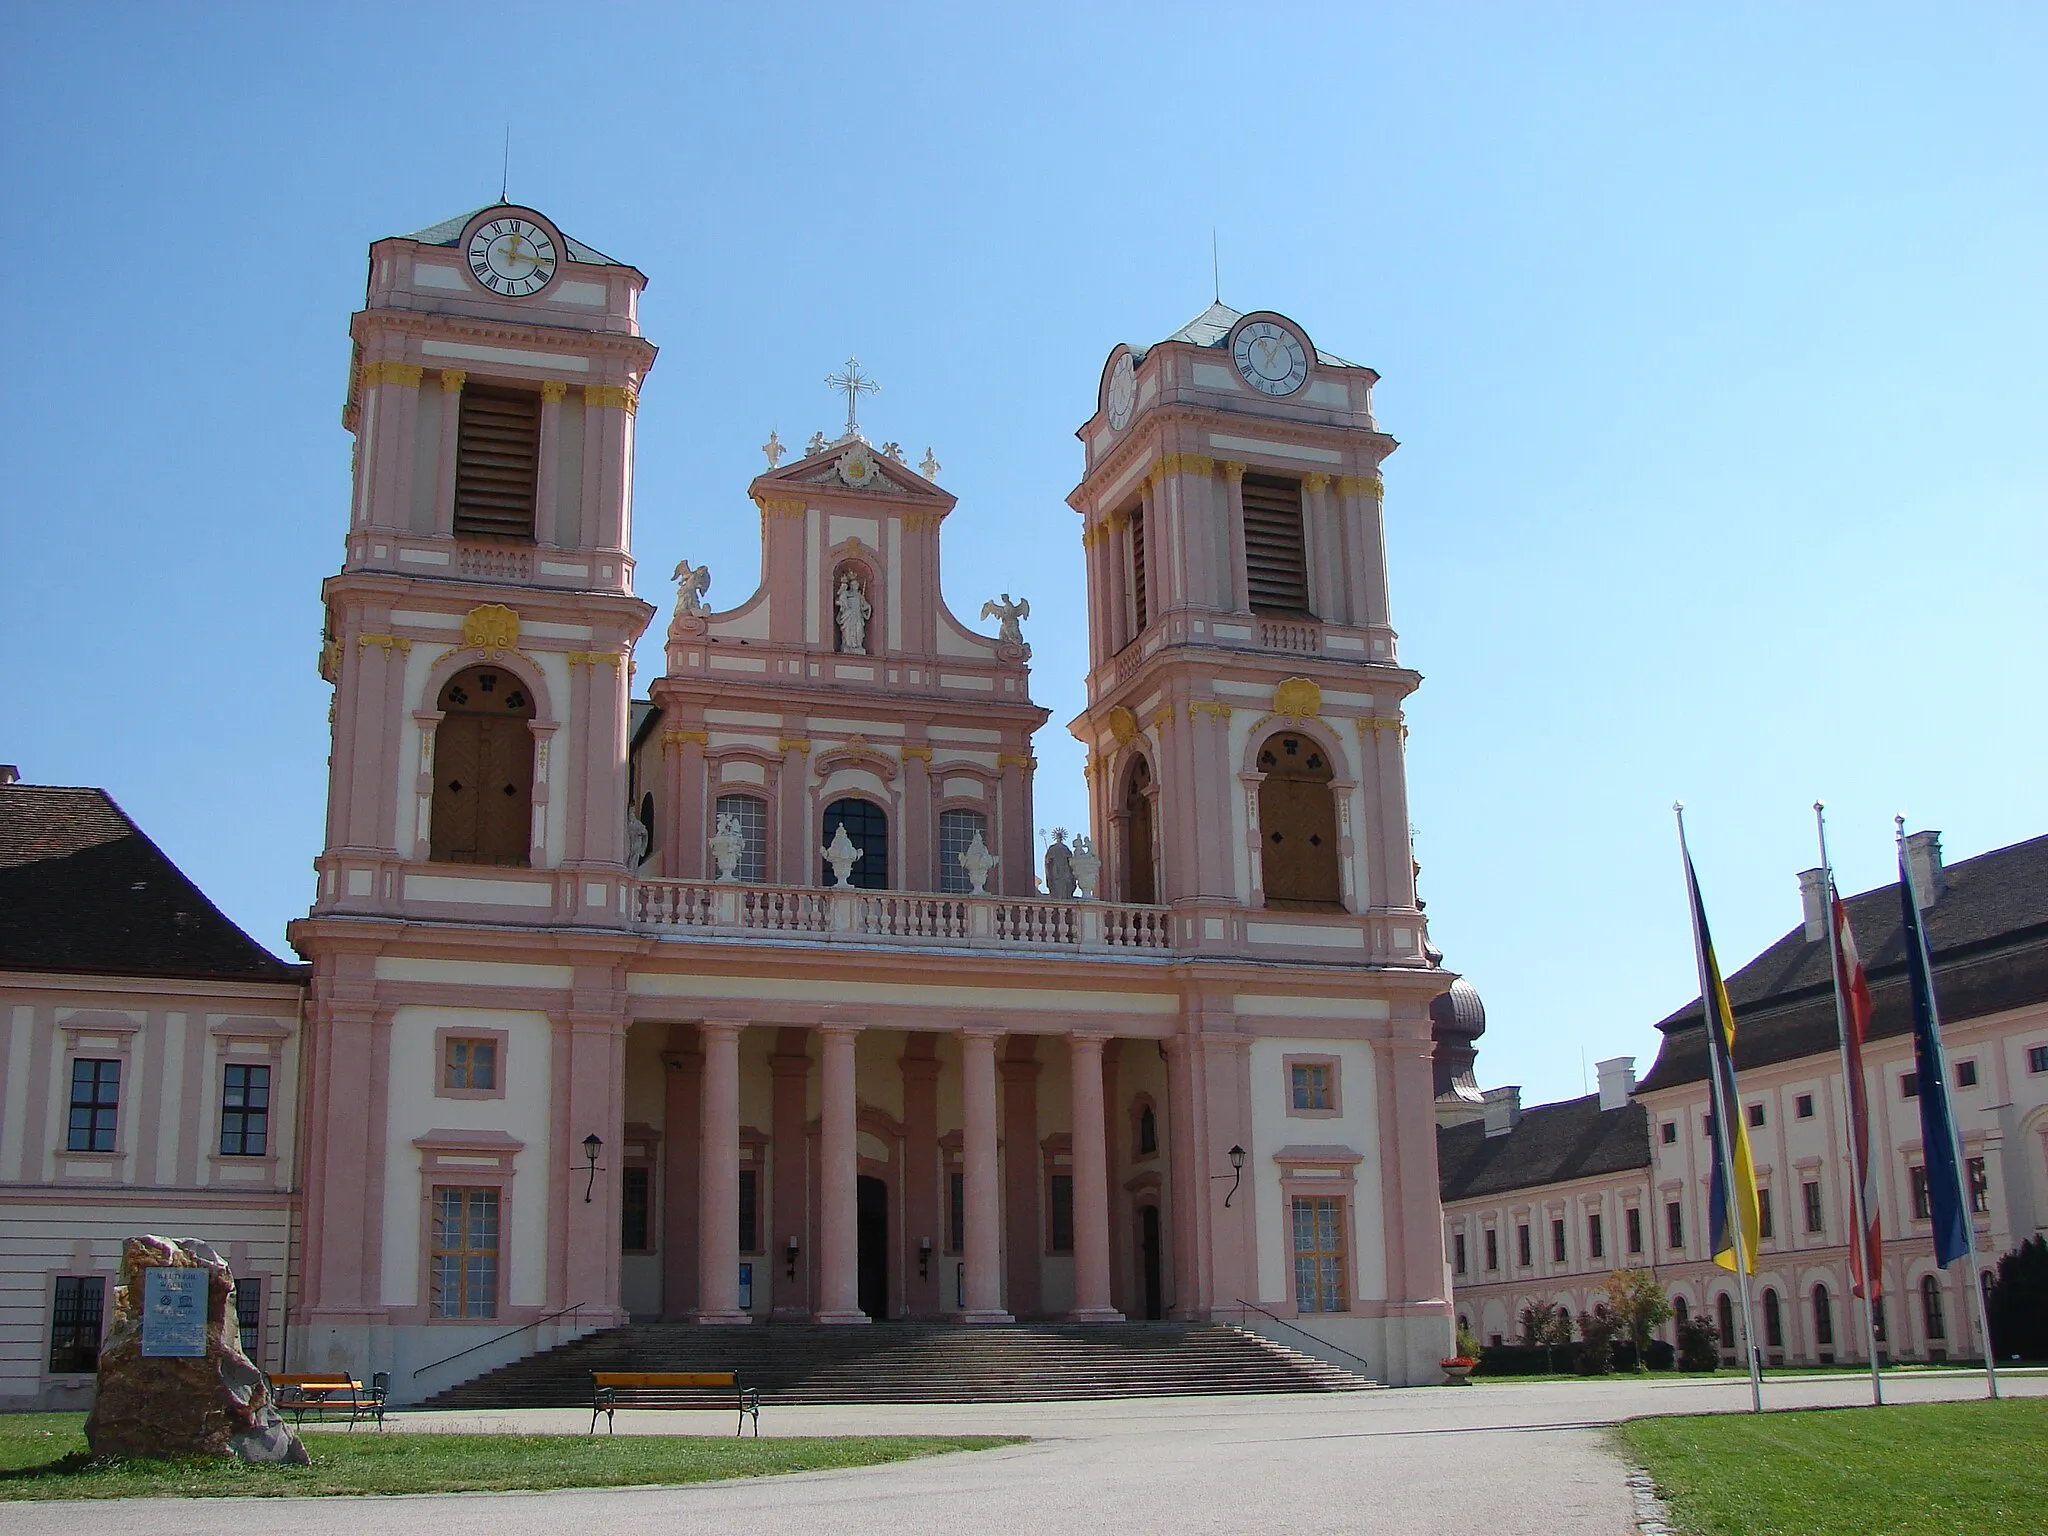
[1831,886,1884,1300]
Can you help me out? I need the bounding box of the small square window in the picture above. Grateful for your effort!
[1955,1059,1977,1088]
[1901,1071,1920,1099]
[1746,1103,1766,1129]
[1795,1093,1815,1119]
[445,1038,497,1092]
[2029,1045,2048,1075]
[1286,1058,1339,1115]
[1660,1121,1677,1145]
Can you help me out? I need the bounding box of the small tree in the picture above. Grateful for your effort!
[1987,1236,2048,1361]
[1602,1269,1675,1371]
[1676,1316,1719,1372]
[1576,1303,1619,1375]
[1518,1301,1548,1347]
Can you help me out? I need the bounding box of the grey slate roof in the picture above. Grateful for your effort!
[1438,1094,1651,1201]
[404,206,627,268]
[0,785,304,985]
[1138,301,1361,368]
[1637,833,2048,1093]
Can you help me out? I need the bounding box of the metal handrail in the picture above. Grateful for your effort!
[1229,1297,1374,1375]
[411,1301,588,1378]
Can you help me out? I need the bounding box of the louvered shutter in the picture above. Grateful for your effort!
[453,385,541,539]
[1129,506,1149,632]
[1242,475,1310,615]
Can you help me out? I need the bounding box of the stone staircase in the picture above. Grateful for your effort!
[420,1320,1378,1408]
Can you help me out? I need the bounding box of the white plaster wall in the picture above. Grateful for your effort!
[381,1006,553,1309]
[1248,1036,1383,1306]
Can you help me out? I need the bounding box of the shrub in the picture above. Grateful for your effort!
[1475,1343,1583,1376]
[1576,1305,1620,1375]
[1676,1316,1719,1372]
[1987,1236,2048,1361]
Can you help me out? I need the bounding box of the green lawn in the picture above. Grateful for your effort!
[0,1413,1019,1500]
[1615,1398,2047,1536]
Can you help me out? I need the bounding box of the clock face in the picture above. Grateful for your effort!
[1232,320,1310,396]
[1107,352,1137,430]
[466,215,558,298]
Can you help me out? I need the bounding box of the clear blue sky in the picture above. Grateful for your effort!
[4,5,2042,1106]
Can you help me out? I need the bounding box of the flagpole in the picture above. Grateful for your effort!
[1675,804,1763,1415]
[1816,803,1883,1407]
[1897,817,2000,1401]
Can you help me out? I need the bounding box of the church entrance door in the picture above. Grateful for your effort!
[1139,1204,1163,1321]
[857,1175,889,1319]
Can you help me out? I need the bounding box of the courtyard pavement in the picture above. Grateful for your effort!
[12,1370,2042,1534]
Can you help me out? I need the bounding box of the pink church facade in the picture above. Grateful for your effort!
[286,206,1458,1399]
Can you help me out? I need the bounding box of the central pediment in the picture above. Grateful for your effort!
[750,438,955,512]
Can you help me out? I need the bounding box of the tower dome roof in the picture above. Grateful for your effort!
[1429,977,1487,1043]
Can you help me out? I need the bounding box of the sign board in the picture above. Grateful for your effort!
[141,1267,208,1358]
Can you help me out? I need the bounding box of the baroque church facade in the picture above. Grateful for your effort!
[2,203,1459,1405]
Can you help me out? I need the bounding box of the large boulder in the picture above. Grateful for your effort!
[84,1235,308,1465]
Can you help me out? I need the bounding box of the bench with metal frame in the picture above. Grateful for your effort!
[589,1371,759,1437]
[270,1371,389,1429]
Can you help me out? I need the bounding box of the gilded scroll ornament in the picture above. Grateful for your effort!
[462,603,521,657]
[1273,676,1322,720]
[1106,705,1139,747]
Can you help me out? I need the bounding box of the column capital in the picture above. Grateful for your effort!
[697,1018,746,1043]
[1066,1030,1112,1055]
[817,1021,864,1042]
[958,1024,1004,1044]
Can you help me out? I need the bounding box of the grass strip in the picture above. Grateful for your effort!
[1614,1397,2046,1536]
[0,1413,1020,1500]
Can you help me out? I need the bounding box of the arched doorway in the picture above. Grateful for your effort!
[1138,1203,1163,1320]
[1256,731,1340,909]
[1121,756,1155,904]
[857,1174,889,1319]
[430,665,535,865]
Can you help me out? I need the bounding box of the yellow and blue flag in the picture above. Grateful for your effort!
[1680,835,1761,1275]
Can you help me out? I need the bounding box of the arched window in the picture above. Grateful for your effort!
[821,798,888,889]
[937,808,989,894]
[1256,732,1341,910]
[1121,756,1156,904]
[1921,1274,1946,1340]
[1716,1292,1735,1354]
[1673,1295,1689,1327]
[1138,1103,1158,1157]
[1762,1288,1783,1348]
[430,666,534,866]
[1813,1283,1833,1346]
[714,793,767,882]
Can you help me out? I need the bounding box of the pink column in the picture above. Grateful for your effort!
[659,1026,702,1320]
[814,1024,868,1323]
[694,1021,749,1324]
[960,1028,1014,1323]
[1067,1033,1123,1321]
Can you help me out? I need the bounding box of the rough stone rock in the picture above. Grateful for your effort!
[83,1235,309,1465]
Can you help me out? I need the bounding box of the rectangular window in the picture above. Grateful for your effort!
[1804,1179,1824,1234]
[219,1064,270,1157]
[1453,1232,1467,1274]
[948,1170,965,1252]
[1242,474,1310,615]
[1484,1228,1498,1271]
[233,1278,261,1361]
[1048,1173,1074,1254]
[620,1166,651,1253]
[738,1167,759,1254]
[66,1059,120,1152]
[1968,1156,1989,1215]
[1746,1102,1766,1129]
[444,1037,498,1093]
[1588,1212,1604,1260]
[1660,1121,1677,1145]
[453,384,541,540]
[1551,1218,1567,1264]
[1901,1072,1920,1099]
[1516,1223,1531,1267]
[48,1276,105,1374]
[1796,1093,1815,1119]
[1955,1059,1977,1088]
[1758,1187,1775,1241]
[1128,504,1149,634]
[430,1187,500,1319]
[1290,1062,1331,1112]
[1910,1166,1932,1220]
[938,808,991,895]
[713,794,768,882]
[1666,1201,1683,1249]
[1290,1196,1347,1312]
[2029,1045,2048,1075]
[1626,1206,1643,1255]
[1703,1113,1714,1138]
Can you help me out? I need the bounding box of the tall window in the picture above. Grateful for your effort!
[1516,1223,1531,1267]
[48,1277,104,1373]
[1967,1156,1989,1214]
[1666,1201,1684,1249]
[233,1278,262,1361]
[1762,1288,1783,1348]
[1626,1207,1643,1255]
[1484,1228,1498,1271]
[445,1037,498,1092]
[1291,1196,1347,1313]
[1803,1180,1824,1234]
[1716,1292,1735,1354]
[1910,1167,1932,1220]
[1813,1283,1834,1347]
[620,1167,651,1252]
[938,808,990,894]
[713,793,768,881]
[1453,1232,1467,1274]
[1757,1187,1774,1241]
[1255,732,1341,910]
[1242,473,1310,615]
[1137,1103,1158,1157]
[948,1170,966,1252]
[1552,1218,1567,1264]
[219,1064,270,1157]
[453,383,541,540]
[1120,756,1156,904]
[1921,1274,1946,1340]
[431,666,535,866]
[739,1167,760,1253]
[431,1188,500,1319]
[821,798,888,889]
[1127,504,1149,636]
[67,1059,120,1152]
[1047,1173,1074,1254]
[1588,1212,1604,1260]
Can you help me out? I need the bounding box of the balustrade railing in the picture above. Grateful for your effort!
[458,542,533,580]
[1258,618,1321,653]
[862,893,970,939]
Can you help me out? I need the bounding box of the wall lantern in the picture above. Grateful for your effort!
[1224,1144,1246,1208]
[785,1234,801,1280]
[919,1236,934,1280]
[582,1134,604,1203]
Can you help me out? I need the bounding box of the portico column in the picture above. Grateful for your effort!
[814,1024,868,1323]
[694,1021,749,1324]
[1067,1033,1123,1321]
[960,1027,1014,1323]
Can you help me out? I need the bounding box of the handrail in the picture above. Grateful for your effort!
[1228,1297,1374,1375]
[411,1301,588,1379]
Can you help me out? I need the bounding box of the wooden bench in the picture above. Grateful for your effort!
[270,1372,388,1429]
[590,1371,759,1437]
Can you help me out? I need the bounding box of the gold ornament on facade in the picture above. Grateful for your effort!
[360,360,424,389]
[1189,701,1233,722]
[1336,473,1383,498]
[1273,676,1322,720]
[566,649,624,669]
[1221,460,1247,483]
[439,369,467,393]
[356,633,413,657]
[898,744,933,763]
[462,603,521,657]
[585,384,639,415]
[1149,706,1176,734]
[753,497,806,520]
[777,736,812,756]
[997,753,1037,771]
[1302,472,1330,493]
[540,379,569,403]
[661,729,709,752]
[1106,705,1139,747]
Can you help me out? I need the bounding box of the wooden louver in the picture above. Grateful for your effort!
[453,385,542,540]
[1242,474,1310,615]
[1129,504,1149,632]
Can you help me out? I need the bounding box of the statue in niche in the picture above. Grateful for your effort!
[835,570,872,655]
[1070,834,1102,900]
[980,593,1030,647]
[1044,827,1077,899]
[625,805,650,868]
[821,823,863,888]
[672,559,712,616]
[709,811,745,882]
[958,829,999,896]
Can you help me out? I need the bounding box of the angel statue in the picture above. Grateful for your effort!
[980,593,1029,646]
[672,558,712,616]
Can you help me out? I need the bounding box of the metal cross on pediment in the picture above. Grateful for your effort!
[825,356,880,440]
